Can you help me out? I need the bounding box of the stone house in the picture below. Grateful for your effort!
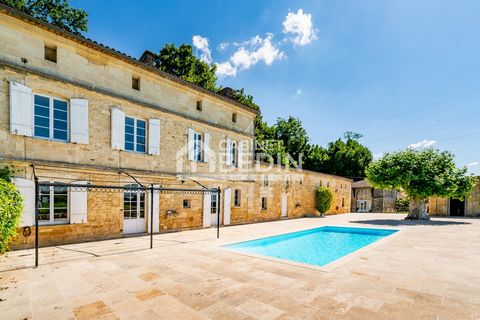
[429,177,480,217]
[0,4,351,249]
[351,180,402,213]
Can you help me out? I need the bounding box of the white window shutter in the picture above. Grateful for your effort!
[187,128,194,161]
[70,99,89,144]
[238,141,244,168]
[111,107,125,150]
[224,188,231,225]
[203,132,210,163]
[9,81,33,137]
[70,181,88,224]
[226,138,232,166]
[203,193,211,227]
[147,185,160,233]
[148,119,160,155]
[11,178,35,227]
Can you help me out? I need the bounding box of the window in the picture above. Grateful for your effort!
[132,77,140,90]
[196,101,202,111]
[124,184,145,219]
[44,44,57,63]
[231,141,237,167]
[183,199,190,208]
[261,197,267,210]
[234,189,241,207]
[125,117,146,153]
[211,193,218,214]
[342,198,345,207]
[193,132,203,161]
[232,112,237,123]
[263,175,269,187]
[38,183,68,224]
[34,94,68,142]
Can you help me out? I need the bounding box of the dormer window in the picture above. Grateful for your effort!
[44,44,57,63]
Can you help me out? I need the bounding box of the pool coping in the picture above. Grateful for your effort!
[217,224,403,273]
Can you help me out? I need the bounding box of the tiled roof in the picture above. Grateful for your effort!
[351,180,372,188]
[0,3,259,115]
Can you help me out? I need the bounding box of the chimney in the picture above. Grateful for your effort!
[218,87,235,99]
[139,50,156,67]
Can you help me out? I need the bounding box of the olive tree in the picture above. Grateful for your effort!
[366,148,476,220]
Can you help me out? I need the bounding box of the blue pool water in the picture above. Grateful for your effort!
[224,226,397,267]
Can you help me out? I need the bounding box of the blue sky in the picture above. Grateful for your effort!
[72,0,480,175]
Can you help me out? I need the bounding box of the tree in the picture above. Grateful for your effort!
[303,144,328,172]
[273,117,310,167]
[316,186,333,216]
[152,44,217,92]
[323,132,372,178]
[366,148,476,220]
[230,88,260,111]
[2,0,88,34]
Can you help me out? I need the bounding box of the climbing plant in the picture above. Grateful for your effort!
[0,179,23,253]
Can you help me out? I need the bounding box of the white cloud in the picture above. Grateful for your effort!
[218,42,229,52]
[192,35,212,64]
[215,61,237,77]
[295,88,303,95]
[466,161,479,167]
[408,140,437,149]
[283,9,318,46]
[198,9,319,78]
[217,33,284,78]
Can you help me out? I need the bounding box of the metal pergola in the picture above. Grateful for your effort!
[32,177,221,267]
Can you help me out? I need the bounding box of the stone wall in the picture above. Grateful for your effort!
[7,162,352,249]
[429,177,480,217]
[0,12,256,135]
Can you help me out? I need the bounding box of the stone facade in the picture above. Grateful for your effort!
[429,177,480,217]
[0,6,352,249]
[351,180,402,213]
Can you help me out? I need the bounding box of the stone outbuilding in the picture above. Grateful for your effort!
[429,177,480,217]
[351,180,403,213]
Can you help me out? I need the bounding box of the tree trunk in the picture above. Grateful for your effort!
[405,197,430,221]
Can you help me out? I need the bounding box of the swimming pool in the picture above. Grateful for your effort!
[224,226,398,267]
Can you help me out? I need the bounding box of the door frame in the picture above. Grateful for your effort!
[281,192,288,217]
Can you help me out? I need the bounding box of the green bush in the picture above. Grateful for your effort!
[395,198,410,213]
[0,167,12,181]
[316,186,333,216]
[0,179,23,254]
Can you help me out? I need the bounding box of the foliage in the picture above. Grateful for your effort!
[366,148,476,200]
[322,133,373,178]
[273,117,310,167]
[303,132,372,178]
[0,179,23,254]
[316,186,333,215]
[152,44,217,92]
[229,88,260,111]
[303,144,329,171]
[0,167,12,181]
[394,198,410,213]
[1,0,88,34]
